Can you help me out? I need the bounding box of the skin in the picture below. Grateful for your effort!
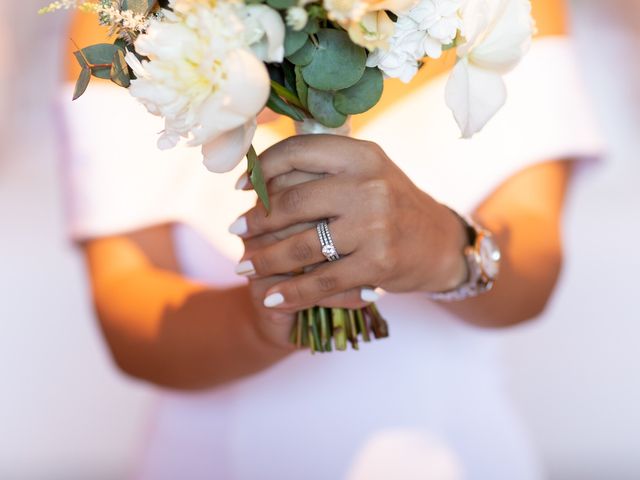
[71,1,571,389]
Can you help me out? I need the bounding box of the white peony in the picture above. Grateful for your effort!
[445,0,534,137]
[125,0,271,173]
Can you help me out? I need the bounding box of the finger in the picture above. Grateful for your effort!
[261,253,375,310]
[316,287,380,309]
[269,171,325,194]
[231,176,347,238]
[242,222,316,254]
[238,218,356,277]
[258,135,368,183]
[235,170,323,193]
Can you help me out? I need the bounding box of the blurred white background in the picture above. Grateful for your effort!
[1,1,639,479]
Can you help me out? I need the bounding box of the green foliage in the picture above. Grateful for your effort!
[284,27,308,57]
[333,67,383,115]
[74,43,120,79]
[266,0,296,8]
[122,0,155,14]
[286,39,314,66]
[304,17,320,34]
[301,29,367,92]
[246,145,270,213]
[282,60,297,93]
[267,89,306,121]
[294,65,308,108]
[270,81,304,109]
[307,88,347,128]
[110,49,131,88]
[73,68,91,100]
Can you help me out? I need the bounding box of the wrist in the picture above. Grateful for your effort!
[420,204,469,292]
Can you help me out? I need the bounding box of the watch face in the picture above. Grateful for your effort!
[479,235,501,278]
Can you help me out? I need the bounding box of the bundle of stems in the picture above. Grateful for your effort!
[289,304,389,353]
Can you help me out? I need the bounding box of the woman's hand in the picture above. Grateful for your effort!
[232,135,469,311]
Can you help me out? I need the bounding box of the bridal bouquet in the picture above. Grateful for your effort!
[42,0,533,352]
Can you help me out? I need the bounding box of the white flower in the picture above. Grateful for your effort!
[348,11,396,50]
[445,0,533,137]
[367,0,462,81]
[286,6,309,31]
[244,4,286,63]
[324,0,369,23]
[409,0,461,44]
[126,0,270,173]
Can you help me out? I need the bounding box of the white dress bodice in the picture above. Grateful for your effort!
[61,37,602,480]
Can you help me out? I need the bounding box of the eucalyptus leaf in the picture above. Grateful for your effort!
[113,38,129,51]
[123,0,152,14]
[284,27,308,57]
[286,39,315,66]
[282,60,297,93]
[304,17,320,34]
[266,0,295,8]
[307,88,347,128]
[110,49,131,88]
[247,145,270,212]
[301,29,366,91]
[267,90,306,121]
[334,67,383,115]
[76,43,119,79]
[73,67,91,100]
[294,65,308,108]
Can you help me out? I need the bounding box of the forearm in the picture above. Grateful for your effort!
[90,265,290,390]
[432,161,572,328]
[438,208,563,328]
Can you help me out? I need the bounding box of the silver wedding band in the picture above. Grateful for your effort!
[317,220,340,262]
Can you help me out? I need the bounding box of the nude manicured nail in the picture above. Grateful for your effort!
[360,288,380,303]
[235,260,255,276]
[264,293,285,308]
[229,216,248,236]
[235,173,249,190]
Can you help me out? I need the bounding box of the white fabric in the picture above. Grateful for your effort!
[61,36,603,480]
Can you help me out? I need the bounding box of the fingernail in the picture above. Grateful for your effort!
[264,292,285,308]
[235,173,250,190]
[229,216,248,236]
[360,288,380,303]
[235,260,255,276]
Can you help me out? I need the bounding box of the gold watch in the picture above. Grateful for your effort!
[427,213,501,302]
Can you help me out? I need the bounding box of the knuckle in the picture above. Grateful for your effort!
[369,238,396,275]
[282,136,305,158]
[316,275,338,293]
[252,254,271,275]
[361,140,386,164]
[290,238,314,263]
[279,187,305,214]
[288,281,306,304]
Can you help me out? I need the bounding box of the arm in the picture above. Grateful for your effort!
[234,135,572,328]
[83,226,293,390]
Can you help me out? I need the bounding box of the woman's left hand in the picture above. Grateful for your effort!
[232,135,469,311]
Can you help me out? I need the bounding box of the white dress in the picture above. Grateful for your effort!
[61,37,603,480]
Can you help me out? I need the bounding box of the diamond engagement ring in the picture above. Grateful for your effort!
[317,220,340,262]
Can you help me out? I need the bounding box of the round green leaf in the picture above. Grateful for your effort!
[286,39,315,66]
[334,68,383,115]
[307,88,347,128]
[284,28,308,56]
[267,0,296,8]
[301,29,366,92]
